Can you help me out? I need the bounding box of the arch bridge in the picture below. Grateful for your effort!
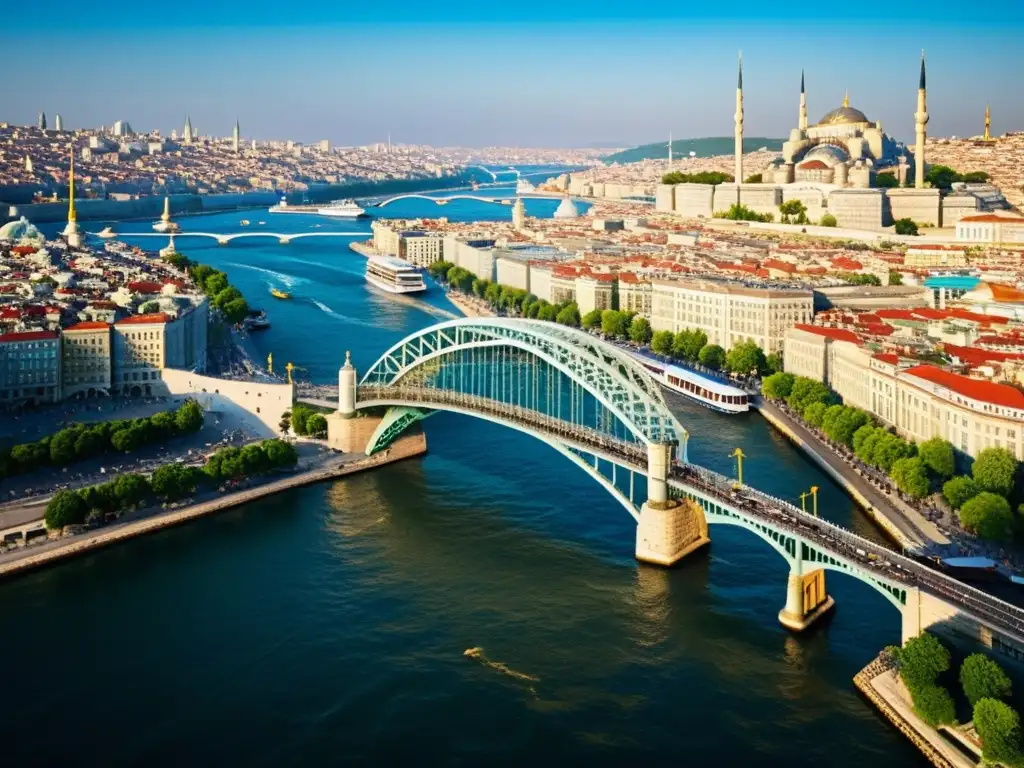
[299,318,1024,650]
[90,231,371,245]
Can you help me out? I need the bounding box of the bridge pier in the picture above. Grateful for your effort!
[635,443,710,566]
[326,351,360,451]
[778,550,834,632]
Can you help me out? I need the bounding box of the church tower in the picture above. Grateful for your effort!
[233,118,240,152]
[734,52,744,190]
[984,105,991,141]
[799,70,808,133]
[914,52,929,189]
[63,147,82,248]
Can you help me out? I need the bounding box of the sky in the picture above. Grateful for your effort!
[4,1,1022,148]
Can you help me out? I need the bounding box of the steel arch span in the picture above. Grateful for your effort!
[359,317,687,451]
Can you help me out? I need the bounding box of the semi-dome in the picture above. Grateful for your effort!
[801,143,850,167]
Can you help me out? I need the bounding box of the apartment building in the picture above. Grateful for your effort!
[61,321,112,398]
[113,313,170,395]
[652,279,813,353]
[619,274,652,317]
[575,274,617,315]
[0,330,60,406]
[399,233,444,268]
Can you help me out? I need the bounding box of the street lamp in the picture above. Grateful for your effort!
[810,485,819,517]
[800,491,809,513]
[730,447,746,488]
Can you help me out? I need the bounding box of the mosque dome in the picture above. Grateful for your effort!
[801,143,850,167]
[553,197,579,219]
[0,216,44,243]
[817,96,870,126]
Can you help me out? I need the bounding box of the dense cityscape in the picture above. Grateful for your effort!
[3,20,1024,768]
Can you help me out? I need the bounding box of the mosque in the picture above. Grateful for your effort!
[656,54,1009,231]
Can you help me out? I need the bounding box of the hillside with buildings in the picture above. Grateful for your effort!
[926,132,1024,209]
[603,137,783,165]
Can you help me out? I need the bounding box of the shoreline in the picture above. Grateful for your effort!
[0,434,427,582]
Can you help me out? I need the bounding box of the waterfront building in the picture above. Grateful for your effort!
[399,233,444,268]
[955,211,1024,244]
[619,273,653,316]
[61,321,112,399]
[550,267,577,305]
[0,330,60,406]
[650,279,813,354]
[113,314,169,395]
[783,324,860,383]
[529,262,553,303]
[574,273,617,315]
[496,255,531,292]
[446,236,497,281]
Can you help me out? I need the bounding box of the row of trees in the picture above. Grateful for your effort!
[286,405,329,439]
[164,253,250,324]
[0,400,204,480]
[661,171,733,185]
[892,633,1022,765]
[44,439,299,530]
[762,372,1022,540]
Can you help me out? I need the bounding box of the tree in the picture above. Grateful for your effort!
[715,203,772,222]
[484,282,501,306]
[803,401,828,428]
[240,443,270,475]
[852,423,876,454]
[11,442,47,471]
[650,330,674,356]
[427,260,454,281]
[786,377,833,413]
[942,475,980,510]
[960,654,1012,708]
[305,414,328,439]
[151,463,200,502]
[149,411,177,438]
[899,632,950,690]
[971,446,1018,497]
[698,344,726,370]
[872,432,913,472]
[175,399,204,434]
[960,492,1013,541]
[111,427,142,453]
[888,270,904,286]
[911,682,956,727]
[290,404,314,436]
[49,428,78,465]
[919,437,955,479]
[778,199,809,224]
[974,698,1024,766]
[662,171,732,185]
[765,352,783,374]
[744,173,763,183]
[190,264,215,286]
[925,164,961,190]
[213,286,242,309]
[262,439,298,468]
[140,300,161,314]
[555,303,581,327]
[74,428,106,460]
[628,316,653,345]
[537,302,558,322]
[581,308,603,330]
[819,213,838,227]
[675,329,708,361]
[962,170,989,183]
[725,340,766,375]
[44,489,87,530]
[891,457,930,499]
[855,427,883,465]
[874,172,899,188]
[600,310,628,339]
[894,218,919,236]
[113,473,150,508]
[761,372,795,400]
[204,272,229,296]
[222,298,250,324]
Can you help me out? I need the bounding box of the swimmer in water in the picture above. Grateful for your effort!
[464,646,540,692]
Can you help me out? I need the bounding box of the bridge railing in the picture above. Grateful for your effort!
[670,463,1024,636]
[357,384,648,464]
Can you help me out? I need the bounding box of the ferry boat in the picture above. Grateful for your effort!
[365,255,427,294]
[317,199,366,218]
[244,310,270,331]
[632,351,749,413]
[270,288,291,300]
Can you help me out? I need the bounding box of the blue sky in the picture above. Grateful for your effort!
[4,1,1021,147]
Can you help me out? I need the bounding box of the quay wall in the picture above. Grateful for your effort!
[0,432,427,582]
[0,191,281,224]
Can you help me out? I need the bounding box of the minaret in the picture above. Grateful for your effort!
[734,52,744,190]
[914,51,929,189]
[38,112,47,131]
[183,115,193,145]
[161,196,171,225]
[668,131,673,168]
[512,197,526,230]
[232,118,240,152]
[984,105,991,141]
[63,147,82,248]
[799,70,808,133]
[55,114,64,132]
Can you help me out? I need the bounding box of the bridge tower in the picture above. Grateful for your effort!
[635,443,710,566]
[778,545,835,632]
[338,350,356,416]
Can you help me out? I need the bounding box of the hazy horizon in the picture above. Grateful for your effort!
[4,4,1021,148]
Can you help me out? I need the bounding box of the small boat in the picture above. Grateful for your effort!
[270,288,291,300]
[240,219,250,226]
[97,226,117,239]
[939,556,1002,583]
[257,220,266,225]
[244,310,270,330]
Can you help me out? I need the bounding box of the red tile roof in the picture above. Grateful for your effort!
[959,213,1024,223]
[799,159,829,170]
[875,309,919,321]
[127,281,164,294]
[904,365,1024,409]
[873,353,900,365]
[115,313,170,325]
[0,330,58,344]
[64,321,111,332]
[793,324,862,344]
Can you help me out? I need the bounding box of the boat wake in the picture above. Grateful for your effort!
[226,262,308,288]
[464,647,539,695]
[309,299,376,327]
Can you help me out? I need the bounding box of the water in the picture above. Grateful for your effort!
[6,196,923,766]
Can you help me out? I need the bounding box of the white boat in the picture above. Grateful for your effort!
[97,226,117,239]
[632,352,749,413]
[317,199,366,218]
[152,220,180,233]
[365,255,426,294]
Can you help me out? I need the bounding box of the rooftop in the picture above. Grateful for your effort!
[903,365,1024,410]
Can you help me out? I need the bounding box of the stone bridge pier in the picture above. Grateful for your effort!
[778,547,835,632]
[635,443,710,566]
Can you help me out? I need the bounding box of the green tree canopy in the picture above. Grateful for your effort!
[49,428,79,465]
[925,164,961,190]
[786,377,833,413]
[778,199,809,224]
[960,654,1012,708]
[262,439,298,468]
[891,456,930,499]
[600,310,628,339]
[222,298,250,324]
[305,414,329,439]
[628,316,653,345]
[725,340,766,375]
[555,303,581,327]
[942,475,979,510]
[537,302,558,322]
[960,492,1013,541]
[894,218,919,236]
[113,473,150,508]
[765,352,783,374]
[911,681,956,727]
[698,344,726,370]
[974,698,1024,766]
[919,437,955,479]
[151,463,202,502]
[672,329,707,361]
[213,286,242,309]
[715,203,773,222]
[874,172,899,188]
[888,270,904,286]
[239,443,270,475]
[803,401,828,428]
[175,400,204,434]
[650,330,674,356]
[44,489,88,530]
[761,372,795,400]
[819,213,838,227]
[204,272,229,296]
[662,171,732,185]
[972,446,1018,497]
[899,632,950,690]
[581,308,603,330]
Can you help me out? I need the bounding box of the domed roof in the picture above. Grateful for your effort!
[0,217,44,243]
[817,94,869,126]
[553,197,579,219]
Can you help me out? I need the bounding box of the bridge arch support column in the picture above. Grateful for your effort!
[636,443,710,566]
[778,546,835,632]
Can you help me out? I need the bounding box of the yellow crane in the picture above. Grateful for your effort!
[729,447,746,488]
[809,485,819,517]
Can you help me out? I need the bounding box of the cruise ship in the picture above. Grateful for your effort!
[632,351,750,413]
[365,255,426,294]
[317,199,366,218]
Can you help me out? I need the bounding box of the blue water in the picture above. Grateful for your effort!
[7,195,923,766]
